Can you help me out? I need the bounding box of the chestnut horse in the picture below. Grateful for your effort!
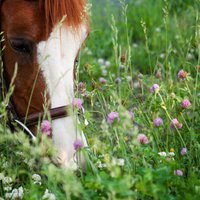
[0,0,89,169]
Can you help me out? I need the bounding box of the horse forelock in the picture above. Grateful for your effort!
[39,0,88,35]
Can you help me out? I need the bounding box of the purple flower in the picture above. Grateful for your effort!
[107,112,120,124]
[170,118,183,130]
[73,139,83,150]
[178,70,187,80]
[153,117,163,127]
[78,82,86,93]
[72,98,83,110]
[99,77,107,84]
[150,84,160,93]
[181,99,191,109]
[180,147,187,156]
[174,169,183,176]
[128,111,134,120]
[41,120,51,136]
[137,134,149,144]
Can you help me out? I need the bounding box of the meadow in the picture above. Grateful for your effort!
[0,0,200,199]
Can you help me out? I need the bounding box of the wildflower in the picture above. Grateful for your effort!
[168,152,175,157]
[99,77,107,84]
[133,81,140,89]
[128,111,134,120]
[41,120,51,136]
[181,99,191,109]
[170,118,183,130]
[150,84,160,93]
[159,53,165,59]
[32,174,42,185]
[112,158,125,166]
[155,27,161,32]
[78,82,86,94]
[158,152,167,157]
[174,169,183,176]
[105,61,111,67]
[72,98,83,110]
[5,187,24,200]
[107,112,120,124]
[180,147,187,156]
[153,117,163,127]
[170,148,174,152]
[42,189,56,200]
[115,77,121,85]
[137,134,149,144]
[186,53,194,60]
[126,76,132,82]
[73,139,83,151]
[155,71,162,78]
[178,69,187,80]
[102,69,108,76]
[97,58,105,65]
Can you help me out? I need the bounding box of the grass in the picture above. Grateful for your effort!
[0,0,200,199]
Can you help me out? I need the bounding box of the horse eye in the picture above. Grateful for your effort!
[9,38,32,54]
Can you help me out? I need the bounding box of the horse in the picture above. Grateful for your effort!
[0,0,89,169]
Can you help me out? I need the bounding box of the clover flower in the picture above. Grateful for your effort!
[170,118,183,130]
[150,84,160,93]
[174,169,183,176]
[107,112,120,124]
[99,77,107,84]
[158,152,167,157]
[42,189,56,200]
[73,139,83,151]
[181,99,191,109]
[41,120,52,136]
[78,82,86,94]
[32,174,42,185]
[128,111,134,120]
[72,98,83,110]
[178,70,187,80]
[180,147,187,156]
[153,117,163,127]
[137,134,149,144]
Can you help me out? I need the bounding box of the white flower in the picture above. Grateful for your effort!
[158,152,167,157]
[117,158,125,166]
[42,189,56,200]
[105,61,111,67]
[168,152,175,157]
[4,186,12,192]
[32,174,42,185]
[102,69,108,76]
[159,53,165,59]
[3,177,12,185]
[133,43,138,48]
[112,158,125,166]
[155,27,161,32]
[126,76,132,82]
[98,58,105,65]
[6,187,24,200]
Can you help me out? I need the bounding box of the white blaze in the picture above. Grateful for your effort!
[37,24,88,169]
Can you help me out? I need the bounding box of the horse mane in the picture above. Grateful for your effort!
[40,0,88,34]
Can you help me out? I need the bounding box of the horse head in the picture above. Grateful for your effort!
[0,0,89,169]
